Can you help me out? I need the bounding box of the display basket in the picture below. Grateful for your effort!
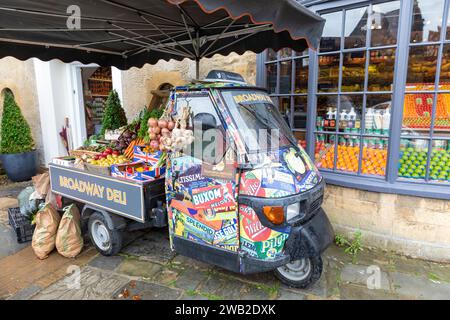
[8,207,35,243]
[85,163,111,176]
[69,149,102,158]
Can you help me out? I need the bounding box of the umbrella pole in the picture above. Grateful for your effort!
[195,58,200,80]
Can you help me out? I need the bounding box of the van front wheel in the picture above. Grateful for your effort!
[274,256,322,289]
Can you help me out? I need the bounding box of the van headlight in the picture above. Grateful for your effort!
[286,202,300,222]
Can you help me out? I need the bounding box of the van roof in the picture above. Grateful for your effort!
[175,81,265,92]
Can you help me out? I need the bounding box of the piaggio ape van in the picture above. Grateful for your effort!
[50,72,334,288]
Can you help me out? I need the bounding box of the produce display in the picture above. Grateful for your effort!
[147,105,194,152]
[399,148,450,181]
[403,91,450,130]
[85,147,130,167]
[315,142,387,176]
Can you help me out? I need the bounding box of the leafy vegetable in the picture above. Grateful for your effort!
[0,90,35,154]
[101,90,128,135]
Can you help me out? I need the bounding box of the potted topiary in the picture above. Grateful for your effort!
[0,90,37,182]
[101,89,128,135]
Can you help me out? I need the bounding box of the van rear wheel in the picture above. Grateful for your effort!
[274,256,322,289]
[88,213,123,256]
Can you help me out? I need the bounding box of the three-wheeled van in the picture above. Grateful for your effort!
[50,74,334,288]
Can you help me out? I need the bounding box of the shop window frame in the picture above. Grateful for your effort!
[256,0,450,200]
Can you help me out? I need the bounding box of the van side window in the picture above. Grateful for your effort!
[176,94,227,164]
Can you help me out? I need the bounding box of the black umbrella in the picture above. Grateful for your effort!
[0,0,324,75]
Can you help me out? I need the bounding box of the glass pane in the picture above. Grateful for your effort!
[439,44,450,86]
[339,95,363,133]
[368,49,396,92]
[370,1,400,47]
[365,94,392,135]
[294,131,307,149]
[411,0,444,43]
[398,138,429,180]
[434,94,450,132]
[266,63,277,94]
[342,51,366,92]
[293,96,307,130]
[406,45,438,91]
[279,61,292,94]
[429,140,450,182]
[337,136,360,173]
[402,93,433,136]
[280,48,292,59]
[317,95,338,132]
[320,11,342,52]
[295,49,309,57]
[295,58,309,94]
[318,54,340,92]
[278,97,291,119]
[315,133,336,170]
[344,6,369,49]
[362,137,388,177]
[267,49,277,61]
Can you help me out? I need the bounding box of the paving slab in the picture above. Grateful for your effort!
[277,288,307,300]
[390,272,450,300]
[114,280,183,300]
[153,268,181,286]
[0,246,96,299]
[339,283,399,300]
[239,283,272,300]
[197,274,246,300]
[8,284,42,300]
[32,266,129,300]
[121,228,175,265]
[341,264,390,291]
[117,258,162,280]
[0,224,29,259]
[171,254,212,271]
[88,254,124,271]
[174,268,209,291]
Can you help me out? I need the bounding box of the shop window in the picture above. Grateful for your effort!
[279,61,292,94]
[406,45,439,91]
[370,1,400,47]
[410,0,445,43]
[320,11,342,52]
[342,51,366,92]
[266,63,277,94]
[344,6,369,49]
[280,48,292,59]
[368,49,396,92]
[295,58,309,94]
[318,54,340,92]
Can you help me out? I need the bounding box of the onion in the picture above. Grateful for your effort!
[158,120,168,129]
[153,126,161,134]
[148,133,156,140]
[150,140,159,149]
[148,118,158,128]
[161,128,170,136]
[167,121,175,130]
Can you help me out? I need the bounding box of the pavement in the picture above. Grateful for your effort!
[0,192,449,300]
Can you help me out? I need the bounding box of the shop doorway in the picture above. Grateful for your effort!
[80,66,113,136]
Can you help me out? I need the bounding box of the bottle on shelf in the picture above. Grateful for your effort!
[347,107,357,129]
[373,110,383,130]
[382,109,391,135]
[365,108,375,133]
[339,109,348,130]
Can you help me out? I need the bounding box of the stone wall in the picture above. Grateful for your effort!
[121,52,257,119]
[323,184,450,262]
[0,57,43,164]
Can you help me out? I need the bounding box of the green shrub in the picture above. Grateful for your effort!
[101,90,127,135]
[0,90,34,154]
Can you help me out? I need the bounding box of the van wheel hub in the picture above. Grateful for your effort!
[277,258,312,281]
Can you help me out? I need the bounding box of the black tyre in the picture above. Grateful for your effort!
[274,256,323,289]
[88,212,123,256]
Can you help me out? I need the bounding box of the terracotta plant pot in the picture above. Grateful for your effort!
[1,150,38,182]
